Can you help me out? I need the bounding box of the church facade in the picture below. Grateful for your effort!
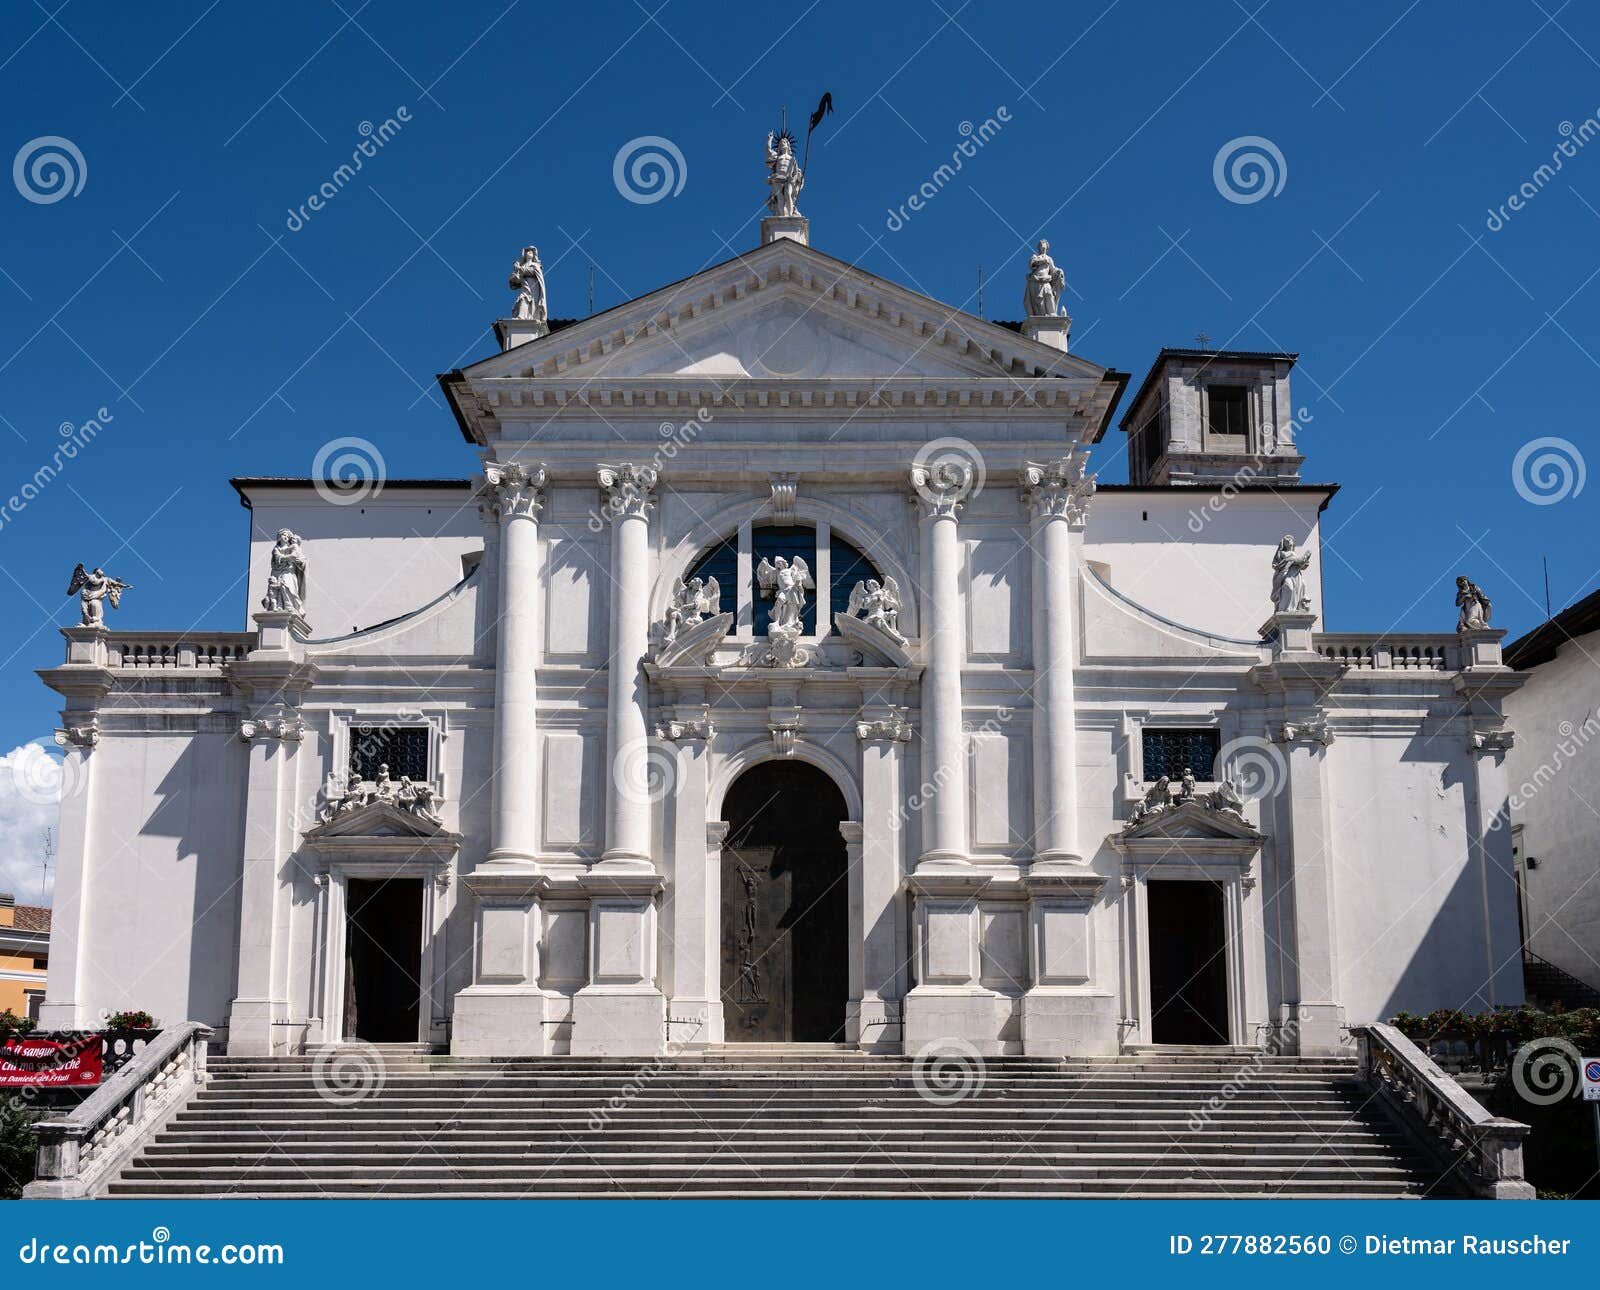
[37,199,1526,1060]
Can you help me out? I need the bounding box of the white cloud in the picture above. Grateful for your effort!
[0,744,63,905]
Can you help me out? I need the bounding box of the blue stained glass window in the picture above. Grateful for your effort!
[1141,728,1220,782]
[684,527,888,640]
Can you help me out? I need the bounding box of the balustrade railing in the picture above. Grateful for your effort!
[25,1022,211,1199]
[106,633,254,669]
[1315,633,1458,671]
[1351,1022,1533,1199]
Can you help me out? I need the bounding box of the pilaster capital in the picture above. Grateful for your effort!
[655,716,715,744]
[596,462,659,520]
[1469,728,1515,757]
[856,712,913,744]
[1021,449,1096,526]
[1271,716,1334,748]
[54,722,99,751]
[477,460,548,522]
[909,459,973,520]
[239,706,306,744]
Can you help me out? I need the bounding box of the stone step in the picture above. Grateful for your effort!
[107,1186,1427,1199]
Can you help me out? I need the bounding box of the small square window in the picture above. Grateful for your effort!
[1142,728,1221,782]
[349,725,430,783]
[1207,385,1249,441]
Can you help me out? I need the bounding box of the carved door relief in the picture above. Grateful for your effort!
[718,760,850,1043]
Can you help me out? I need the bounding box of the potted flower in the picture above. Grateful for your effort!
[103,1010,156,1033]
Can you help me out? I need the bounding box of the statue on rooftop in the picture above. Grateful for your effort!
[1456,576,1492,631]
[764,131,804,218]
[508,245,547,324]
[1023,240,1066,318]
[1270,535,1312,615]
[262,529,306,614]
[66,563,130,626]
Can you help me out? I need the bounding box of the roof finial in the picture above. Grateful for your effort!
[1194,328,1212,350]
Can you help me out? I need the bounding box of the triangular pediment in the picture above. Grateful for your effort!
[1120,799,1263,843]
[305,800,447,840]
[457,239,1110,386]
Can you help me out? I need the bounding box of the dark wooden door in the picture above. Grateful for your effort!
[345,877,423,1043]
[1147,879,1230,1045]
[719,761,849,1043]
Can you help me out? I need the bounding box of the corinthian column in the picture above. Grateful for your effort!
[1022,450,1095,868]
[598,462,658,869]
[909,460,972,867]
[480,461,547,866]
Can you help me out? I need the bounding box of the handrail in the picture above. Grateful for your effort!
[1314,632,1459,671]
[25,1022,211,1199]
[1351,1022,1533,1199]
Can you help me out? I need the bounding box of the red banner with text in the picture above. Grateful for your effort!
[0,1035,103,1086]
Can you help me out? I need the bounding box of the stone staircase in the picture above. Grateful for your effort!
[103,1046,1455,1198]
[1522,952,1600,1011]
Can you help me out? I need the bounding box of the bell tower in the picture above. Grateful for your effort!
[1120,348,1303,485]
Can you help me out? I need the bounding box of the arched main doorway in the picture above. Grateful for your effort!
[720,761,849,1042]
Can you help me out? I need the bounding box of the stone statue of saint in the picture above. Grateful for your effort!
[262,529,306,614]
[66,563,130,626]
[663,575,721,645]
[1023,240,1066,318]
[1270,535,1312,614]
[1456,576,1492,631]
[845,577,906,645]
[764,131,804,218]
[756,555,813,636]
[508,245,547,323]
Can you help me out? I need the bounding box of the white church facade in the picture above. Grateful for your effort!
[36,192,1527,1061]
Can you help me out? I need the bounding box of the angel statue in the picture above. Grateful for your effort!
[1456,576,1492,632]
[66,563,130,626]
[845,577,906,646]
[663,574,721,645]
[508,245,547,324]
[1023,239,1066,318]
[764,131,805,218]
[1269,535,1312,614]
[756,554,813,636]
[261,528,307,614]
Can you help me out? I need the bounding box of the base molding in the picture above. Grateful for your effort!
[1021,991,1119,1057]
[450,987,549,1056]
[569,986,667,1056]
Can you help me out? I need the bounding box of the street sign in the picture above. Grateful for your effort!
[1582,1057,1600,1101]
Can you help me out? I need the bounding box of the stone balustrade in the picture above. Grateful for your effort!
[1351,1022,1533,1199]
[1315,633,1458,671]
[25,1023,211,1199]
[104,633,255,669]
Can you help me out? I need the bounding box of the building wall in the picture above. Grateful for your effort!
[1506,630,1600,989]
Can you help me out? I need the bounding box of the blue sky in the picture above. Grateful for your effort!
[1,0,1597,886]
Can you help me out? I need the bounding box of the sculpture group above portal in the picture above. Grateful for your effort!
[1270,535,1312,615]
[321,763,442,827]
[66,563,130,626]
[843,577,905,646]
[1456,576,1492,632]
[1023,239,1067,318]
[764,131,805,218]
[261,529,307,615]
[663,575,722,646]
[1127,768,1248,827]
[508,245,547,324]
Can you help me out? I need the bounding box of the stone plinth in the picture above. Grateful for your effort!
[760,215,809,246]
[494,317,550,351]
[1021,315,1071,352]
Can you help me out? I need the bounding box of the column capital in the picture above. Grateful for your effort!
[909,460,973,519]
[597,462,659,520]
[856,712,913,743]
[1021,449,1096,526]
[477,460,547,522]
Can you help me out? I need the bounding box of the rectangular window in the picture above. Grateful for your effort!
[1206,385,1249,444]
[1142,727,1221,782]
[25,992,42,1023]
[349,724,430,783]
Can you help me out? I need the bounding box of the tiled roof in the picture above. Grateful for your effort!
[11,906,50,933]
